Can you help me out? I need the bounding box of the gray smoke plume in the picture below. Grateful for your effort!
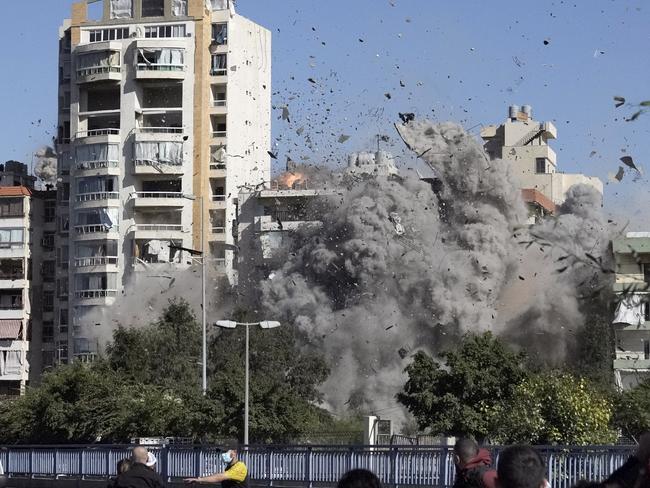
[259,119,613,421]
[34,146,58,184]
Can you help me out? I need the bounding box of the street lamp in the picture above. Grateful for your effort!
[215,320,282,445]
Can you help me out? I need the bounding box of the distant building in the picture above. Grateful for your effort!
[0,172,56,395]
[481,105,603,223]
[612,232,650,390]
[347,151,399,177]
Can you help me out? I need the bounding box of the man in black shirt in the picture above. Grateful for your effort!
[115,447,165,488]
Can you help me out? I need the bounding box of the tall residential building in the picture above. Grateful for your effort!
[481,105,603,223]
[612,232,650,390]
[0,162,57,394]
[55,0,271,362]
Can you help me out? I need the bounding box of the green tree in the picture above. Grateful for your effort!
[613,379,650,442]
[497,372,616,445]
[397,332,527,440]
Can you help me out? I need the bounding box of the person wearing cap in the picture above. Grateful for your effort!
[184,449,248,488]
[115,447,164,488]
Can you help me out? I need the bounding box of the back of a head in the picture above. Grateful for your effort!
[117,458,132,474]
[337,469,383,488]
[131,446,149,465]
[455,438,480,464]
[497,446,545,488]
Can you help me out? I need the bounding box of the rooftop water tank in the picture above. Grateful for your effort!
[509,105,520,120]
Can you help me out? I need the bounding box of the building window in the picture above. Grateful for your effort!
[211,54,227,76]
[0,259,23,280]
[0,229,24,248]
[42,232,55,251]
[144,25,186,38]
[0,290,22,310]
[42,261,56,283]
[645,300,650,323]
[142,0,164,17]
[44,200,56,223]
[88,27,130,43]
[43,291,55,312]
[109,0,133,19]
[644,339,650,360]
[212,23,228,45]
[0,198,24,217]
[644,263,650,284]
[42,322,54,343]
[59,309,69,327]
[535,158,546,174]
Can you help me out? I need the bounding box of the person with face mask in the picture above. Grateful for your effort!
[184,449,248,488]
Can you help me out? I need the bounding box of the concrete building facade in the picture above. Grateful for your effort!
[55,0,271,362]
[0,171,57,395]
[612,233,650,390]
[481,105,603,223]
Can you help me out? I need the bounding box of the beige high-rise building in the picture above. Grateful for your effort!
[481,105,603,223]
[55,0,271,362]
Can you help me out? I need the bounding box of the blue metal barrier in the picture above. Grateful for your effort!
[0,445,636,488]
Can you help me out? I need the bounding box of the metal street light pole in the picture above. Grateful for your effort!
[215,320,281,445]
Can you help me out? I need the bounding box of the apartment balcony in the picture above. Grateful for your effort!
[0,244,26,259]
[75,160,121,177]
[133,159,185,176]
[130,224,186,240]
[73,225,119,242]
[614,358,650,370]
[135,40,187,79]
[210,98,227,115]
[74,289,118,306]
[211,131,227,143]
[209,161,227,178]
[74,128,120,145]
[77,65,121,84]
[210,195,226,209]
[131,192,186,209]
[74,192,120,210]
[257,212,323,232]
[74,257,119,274]
[134,127,186,143]
[0,308,25,320]
[0,278,26,290]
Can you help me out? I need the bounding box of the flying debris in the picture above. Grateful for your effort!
[281,106,290,122]
[399,113,415,123]
[389,212,405,236]
[614,166,625,182]
[267,151,278,160]
[384,93,392,100]
[338,134,350,143]
[620,156,639,172]
[614,96,626,108]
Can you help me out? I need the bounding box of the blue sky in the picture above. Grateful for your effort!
[0,0,648,226]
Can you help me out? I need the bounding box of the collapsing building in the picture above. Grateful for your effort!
[481,105,603,223]
[612,233,650,390]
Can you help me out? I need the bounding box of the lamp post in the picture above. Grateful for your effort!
[215,320,281,445]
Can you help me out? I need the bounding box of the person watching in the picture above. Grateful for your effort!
[115,447,164,488]
[185,449,248,488]
[453,438,497,488]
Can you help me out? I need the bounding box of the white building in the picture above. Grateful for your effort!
[612,233,650,390]
[55,0,271,362]
[347,151,399,177]
[481,105,603,222]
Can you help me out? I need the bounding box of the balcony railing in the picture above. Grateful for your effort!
[75,290,118,299]
[133,224,184,232]
[0,242,25,249]
[133,192,184,199]
[214,258,226,267]
[74,224,115,235]
[76,160,120,171]
[0,303,23,310]
[212,131,227,138]
[211,195,226,202]
[135,159,184,168]
[210,162,226,171]
[76,192,119,202]
[137,127,184,134]
[210,68,227,76]
[0,273,25,280]
[75,129,120,138]
[77,66,121,78]
[137,63,184,72]
[75,257,118,267]
[213,99,227,107]
[212,225,225,234]
[271,210,307,222]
